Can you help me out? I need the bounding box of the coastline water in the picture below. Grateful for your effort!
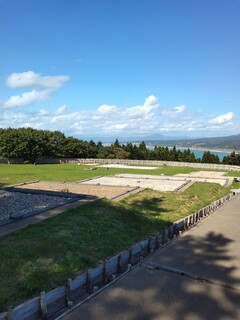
[146,145,231,161]
[182,148,230,161]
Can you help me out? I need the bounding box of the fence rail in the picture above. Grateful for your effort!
[1,157,240,172]
[0,192,235,320]
[64,158,240,172]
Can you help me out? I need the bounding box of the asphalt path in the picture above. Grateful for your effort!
[61,194,240,320]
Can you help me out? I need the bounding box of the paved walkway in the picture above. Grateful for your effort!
[61,194,240,320]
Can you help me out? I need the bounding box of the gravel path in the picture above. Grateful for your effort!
[0,190,70,221]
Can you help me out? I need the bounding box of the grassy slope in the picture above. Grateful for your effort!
[0,181,230,311]
[0,163,239,310]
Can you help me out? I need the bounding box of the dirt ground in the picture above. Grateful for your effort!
[175,171,232,186]
[14,181,137,199]
[81,175,189,191]
[79,171,231,191]
[175,170,228,178]
[13,171,232,198]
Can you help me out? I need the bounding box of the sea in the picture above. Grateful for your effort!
[146,146,231,161]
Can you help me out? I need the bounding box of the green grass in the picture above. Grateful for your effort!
[1,163,239,187]
[0,182,230,311]
[0,163,238,310]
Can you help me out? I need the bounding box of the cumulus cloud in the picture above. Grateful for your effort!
[0,95,160,135]
[144,95,158,106]
[208,112,234,124]
[97,104,117,114]
[121,95,160,120]
[2,71,69,109]
[3,90,51,109]
[0,94,238,138]
[6,71,69,89]
[162,105,186,116]
[108,123,128,131]
[56,105,67,115]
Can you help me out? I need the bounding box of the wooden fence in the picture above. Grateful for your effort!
[1,157,240,172]
[63,158,240,172]
[0,193,234,320]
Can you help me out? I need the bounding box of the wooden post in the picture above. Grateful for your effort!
[7,309,12,320]
[148,238,151,253]
[192,213,195,225]
[196,211,199,222]
[103,260,108,284]
[173,223,178,236]
[164,227,169,243]
[162,230,165,244]
[169,225,174,239]
[155,235,160,249]
[40,291,48,320]
[128,248,133,265]
[65,278,73,307]
[189,215,192,226]
[117,254,122,274]
[86,270,92,294]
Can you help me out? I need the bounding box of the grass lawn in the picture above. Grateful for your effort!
[0,181,230,311]
[0,163,239,187]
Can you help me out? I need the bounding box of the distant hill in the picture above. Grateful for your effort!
[137,133,240,151]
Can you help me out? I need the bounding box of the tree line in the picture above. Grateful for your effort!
[0,128,239,165]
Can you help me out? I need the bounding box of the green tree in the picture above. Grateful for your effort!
[222,152,240,166]
[202,151,220,164]
[138,141,149,160]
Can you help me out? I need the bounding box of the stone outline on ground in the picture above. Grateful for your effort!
[0,181,140,234]
[80,172,230,191]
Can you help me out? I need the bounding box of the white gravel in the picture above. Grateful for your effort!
[0,190,70,221]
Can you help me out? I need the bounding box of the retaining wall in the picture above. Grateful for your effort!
[65,158,240,172]
[0,192,235,320]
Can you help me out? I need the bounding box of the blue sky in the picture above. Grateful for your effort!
[1,0,239,141]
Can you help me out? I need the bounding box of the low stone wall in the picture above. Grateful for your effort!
[66,158,240,172]
[1,157,239,172]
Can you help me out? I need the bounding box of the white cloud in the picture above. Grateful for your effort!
[0,95,238,138]
[162,105,186,116]
[2,71,69,109]
[38,109,49,115]
[6,71,69,89]
[97,104,117,114]
[144,95,158,106]
[3,90,51,108]
[56,105,67,115]
[208,112,234,124]
[175,105,186,113]
[122,95,160,119]
[108,123,128,131]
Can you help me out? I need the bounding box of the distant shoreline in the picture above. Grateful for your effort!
[174,146,232,153]
[146,145,239,154]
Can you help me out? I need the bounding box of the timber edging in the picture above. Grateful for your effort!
[0,192,235,320]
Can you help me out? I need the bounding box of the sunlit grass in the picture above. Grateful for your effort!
[0,182,230,311]
[1,163,239,187]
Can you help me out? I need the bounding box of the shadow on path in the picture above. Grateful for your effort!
[66,228,240,320]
